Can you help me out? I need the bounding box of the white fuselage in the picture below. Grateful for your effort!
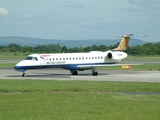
[14,50,127,71]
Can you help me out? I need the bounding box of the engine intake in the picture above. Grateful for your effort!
[107,52,112,59]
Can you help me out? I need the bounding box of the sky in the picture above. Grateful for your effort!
[0,0,160,42]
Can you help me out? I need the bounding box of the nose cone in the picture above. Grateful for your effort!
[14,64,20,70]
[14,60,25,70]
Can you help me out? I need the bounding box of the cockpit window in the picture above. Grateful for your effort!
[25,57,33,60]
[33,57,38,61]
[25,57,38,61]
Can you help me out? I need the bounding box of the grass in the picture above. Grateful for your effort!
[0,52,29,60]
[98,63,160,71]
[0,80,160,120]
[0,63,16,69]
[125,56,160,61]
[1,80,160,93]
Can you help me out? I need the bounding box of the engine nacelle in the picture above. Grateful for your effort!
[106,51,127,60]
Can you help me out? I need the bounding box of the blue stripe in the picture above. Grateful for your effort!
[14,62,117,71]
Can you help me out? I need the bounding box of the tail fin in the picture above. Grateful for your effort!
[112,34,132,52]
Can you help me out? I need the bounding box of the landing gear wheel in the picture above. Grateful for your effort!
[22,73,27,77]
[91,68,98,76]
[71,70,78,75]
[92,72,98,76]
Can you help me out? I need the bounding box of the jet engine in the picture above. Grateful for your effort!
[106,51,127,60]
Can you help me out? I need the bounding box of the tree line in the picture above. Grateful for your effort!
[0,42,160,55]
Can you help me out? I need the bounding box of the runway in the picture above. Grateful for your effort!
[1,69,160,82]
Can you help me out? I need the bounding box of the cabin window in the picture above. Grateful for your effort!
[60,58,61,60]
[49,58,51,61]
[76,57,78,60]
[98,57,100,59]
[56,58,58,60]
[73,57,74,60]
[95,57,97,59]
[66,58,68,60]
[63,58,65,60]
[101,56,103,59]
[89,57,91,59]
[86,57,88,59]
[69,58,71,60]
[92,57,94,59]
[53,58,54,60]
[79,57,81,60]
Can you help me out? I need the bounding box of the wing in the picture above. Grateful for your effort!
[77,63,142,69]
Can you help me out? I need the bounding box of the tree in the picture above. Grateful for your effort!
[62,46,68,53]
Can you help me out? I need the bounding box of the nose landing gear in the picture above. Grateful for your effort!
[22,72,27,77]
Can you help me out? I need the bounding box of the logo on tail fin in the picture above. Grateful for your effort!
[112,34,131,51]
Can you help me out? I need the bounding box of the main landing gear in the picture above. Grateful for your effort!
[70,70,78,75]
[70,68,98,76]
[91,68,98,76]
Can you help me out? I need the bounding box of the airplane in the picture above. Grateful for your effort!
[14,34,134,77]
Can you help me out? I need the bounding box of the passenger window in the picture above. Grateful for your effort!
[63,58,65,60]
[56,58,58,60]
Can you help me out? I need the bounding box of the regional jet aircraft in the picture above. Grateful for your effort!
[14,34,134,77]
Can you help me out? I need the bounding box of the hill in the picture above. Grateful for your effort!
[0,36,147,48]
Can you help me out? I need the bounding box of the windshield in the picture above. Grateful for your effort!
[24,57,38,61]
[25,56,33,60]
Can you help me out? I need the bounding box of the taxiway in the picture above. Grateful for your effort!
[0,69,159,82]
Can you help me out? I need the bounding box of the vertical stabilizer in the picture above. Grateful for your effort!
[112,34,132,51]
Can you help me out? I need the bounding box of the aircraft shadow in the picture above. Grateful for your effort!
[6,72,108,78]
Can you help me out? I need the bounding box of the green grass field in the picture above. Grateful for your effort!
[0,80,160,120]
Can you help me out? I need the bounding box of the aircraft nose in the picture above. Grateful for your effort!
[14,61,24,70]
[14,65,19,70]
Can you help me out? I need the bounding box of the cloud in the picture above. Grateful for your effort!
[0,8,9,15]
[127,0,160,11]
[63,4,85,9]
[23,14,33,18]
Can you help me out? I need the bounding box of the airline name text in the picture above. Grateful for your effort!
[46,61,66,64]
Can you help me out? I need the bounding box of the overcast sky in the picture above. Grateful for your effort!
[0,0,160,42]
